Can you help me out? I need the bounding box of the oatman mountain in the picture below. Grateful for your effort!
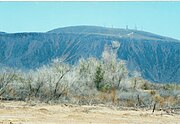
[0,26,179,83]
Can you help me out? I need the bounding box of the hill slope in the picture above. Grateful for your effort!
[0,26,180,83]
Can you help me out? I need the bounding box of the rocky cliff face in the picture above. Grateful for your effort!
[0,26,179,83]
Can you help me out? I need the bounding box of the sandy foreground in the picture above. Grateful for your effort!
[0,101,179,124]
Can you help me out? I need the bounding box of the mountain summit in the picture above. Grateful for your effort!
[48,26,178,41]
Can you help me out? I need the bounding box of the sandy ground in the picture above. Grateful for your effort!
[0,101,179,124]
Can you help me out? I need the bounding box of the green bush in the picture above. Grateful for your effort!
[94,65,104,91]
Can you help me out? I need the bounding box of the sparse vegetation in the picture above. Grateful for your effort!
[0,41,179,113]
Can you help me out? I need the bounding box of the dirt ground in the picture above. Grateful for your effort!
[0,101,179,124]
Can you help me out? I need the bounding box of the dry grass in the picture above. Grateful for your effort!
[0,101,179,124]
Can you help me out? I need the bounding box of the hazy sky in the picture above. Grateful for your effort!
[0,2,180,40]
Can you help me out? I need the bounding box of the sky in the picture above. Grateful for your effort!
[0,2,180,40]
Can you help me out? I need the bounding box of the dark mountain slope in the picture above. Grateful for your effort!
[0,26,179,83]
[0,32,6,34]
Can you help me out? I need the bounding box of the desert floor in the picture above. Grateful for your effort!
[0,101,179,124]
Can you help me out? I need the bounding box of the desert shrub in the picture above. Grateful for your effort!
[139,92,153,107]
[141,82,151,90]
[70,58,98,97]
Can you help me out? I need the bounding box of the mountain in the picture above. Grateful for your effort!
[0,26,179,83]
[0,32,6,34]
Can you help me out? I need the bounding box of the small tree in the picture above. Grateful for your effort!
[94,64,104,91]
